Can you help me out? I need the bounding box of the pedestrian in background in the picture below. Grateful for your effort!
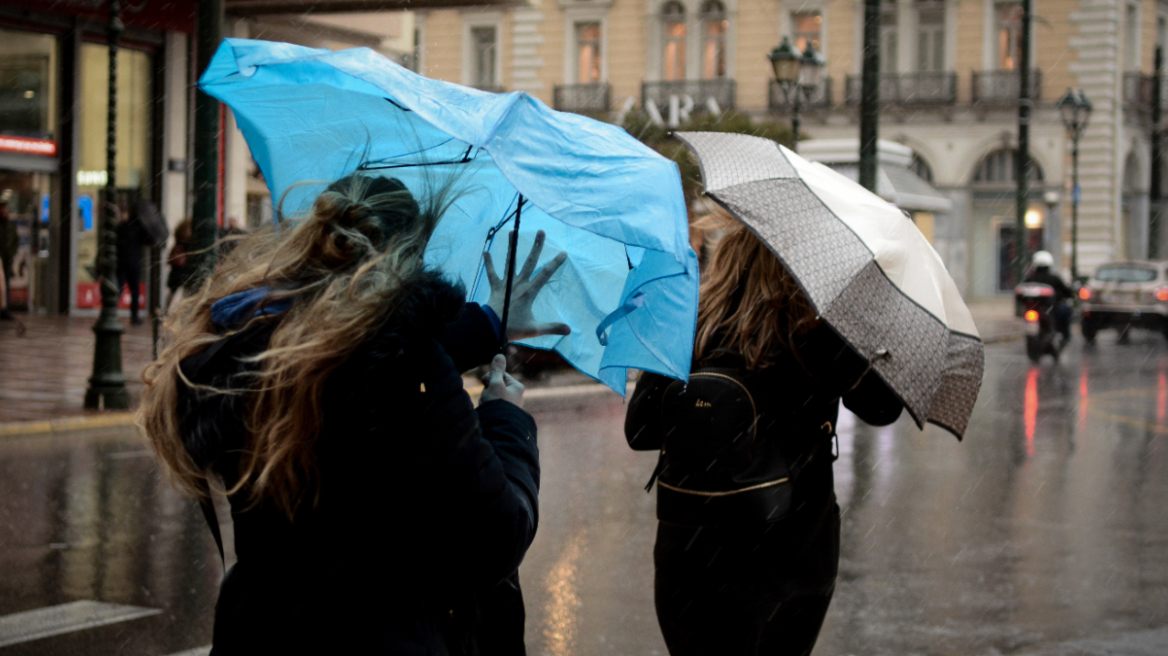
[0,256,11,322]
[625,213,905,656]
[140,173,566,655]
[115,196,147,325]
[0,202,14,310]
[165,218,192,310]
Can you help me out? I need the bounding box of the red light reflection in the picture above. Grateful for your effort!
[1025,368,1038,456]
[1079,367,1089,425]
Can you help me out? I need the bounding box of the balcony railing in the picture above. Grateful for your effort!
[767,78,833,112]
[970,69,1042,104]
[641,79,737,113]
[844,71,958,106]
[553,83,612,114]
[1124,72,1156,111]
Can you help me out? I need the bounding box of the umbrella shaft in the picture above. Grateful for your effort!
[498,195,523,352]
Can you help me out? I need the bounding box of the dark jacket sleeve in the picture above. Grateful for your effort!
[624,371,671,451]
[413,335,540,587]
[438,302,499,373]
[842,371,904,426]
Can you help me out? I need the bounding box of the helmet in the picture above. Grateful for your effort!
[1032,250,1054,268]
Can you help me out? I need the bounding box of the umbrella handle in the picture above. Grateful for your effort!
[497,195,523,352]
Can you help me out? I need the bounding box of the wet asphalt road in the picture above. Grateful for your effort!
[1,332,1168,655]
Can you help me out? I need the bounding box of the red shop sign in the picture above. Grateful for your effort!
[0,136,57,156]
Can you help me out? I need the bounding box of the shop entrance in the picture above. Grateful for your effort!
[0,170,51,312]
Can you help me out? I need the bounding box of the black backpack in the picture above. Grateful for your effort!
[646,360,834,525]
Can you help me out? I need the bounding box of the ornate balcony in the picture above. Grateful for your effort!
[767,78,833,112]
[844,71,958,106]
[1123,72,1156,112]
[553,83,612,114]
[641,79,736,113]
[970,69,1042,104]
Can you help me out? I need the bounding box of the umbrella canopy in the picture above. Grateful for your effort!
[675,131,983,438]
[199,39,699,392]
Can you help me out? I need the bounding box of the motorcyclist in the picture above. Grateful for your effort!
[1024,250,1073,343]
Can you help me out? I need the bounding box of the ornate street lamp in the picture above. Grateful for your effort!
[85,0,130,410]
[1057,88,1092,282]
[768,38,825,152]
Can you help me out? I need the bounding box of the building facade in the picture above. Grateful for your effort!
[0,0,197,314]
[410,0,1168,299]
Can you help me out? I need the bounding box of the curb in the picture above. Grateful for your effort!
[0,412,137,438]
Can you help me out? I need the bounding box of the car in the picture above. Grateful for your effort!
[1078,260,1168,343]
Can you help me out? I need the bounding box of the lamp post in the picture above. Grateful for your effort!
[84,0,130,410]
[768,38,825,152]
[1057,88,1092,282]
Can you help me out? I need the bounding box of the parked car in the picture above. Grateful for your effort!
[1079,260,1168,342]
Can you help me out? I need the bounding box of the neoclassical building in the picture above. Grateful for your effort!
[407,0,1167,299]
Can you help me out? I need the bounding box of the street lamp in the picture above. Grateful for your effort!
[1057,88,1092,282]
[768,37,825,152]
[84,0,130,410]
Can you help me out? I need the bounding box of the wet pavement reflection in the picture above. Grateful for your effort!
[1,333,1167,654]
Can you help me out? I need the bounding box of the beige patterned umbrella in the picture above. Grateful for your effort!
[676,131,983,438]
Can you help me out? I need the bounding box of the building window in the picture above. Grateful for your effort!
[575,22,602,84]
[701,0,727,79]
[662,1,687,81]
[916,0,945,72]
[1126,1,1140,70]
[972,148,1043,184]
[471,25,498,89]
[790,11,822,53]
[994,0,1022,70]
[880,1,898,73]
[911,152,935,184]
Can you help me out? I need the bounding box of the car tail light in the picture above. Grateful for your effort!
[1079,287,1091,300]
[1157,288,1168,302]
[1024,309,1039,322]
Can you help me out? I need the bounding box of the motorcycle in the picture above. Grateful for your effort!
[1015,282,1062,363]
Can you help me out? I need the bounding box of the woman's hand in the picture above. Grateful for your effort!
[480,354,525,407]
[484,229,570,340]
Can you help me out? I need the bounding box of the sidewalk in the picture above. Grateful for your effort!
[0,300,1022,432]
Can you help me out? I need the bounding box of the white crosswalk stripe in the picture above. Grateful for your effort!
[164,647,212,656]
[0,600,161,648]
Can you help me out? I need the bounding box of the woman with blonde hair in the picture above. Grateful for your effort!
[626,214,903,655]
[141,173,566,654]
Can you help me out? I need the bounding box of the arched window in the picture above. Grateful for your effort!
[972,148,1043,185]
[662,1,687,81]
[700,0,727,79]
[910,152,935,184]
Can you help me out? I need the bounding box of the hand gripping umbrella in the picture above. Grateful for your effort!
[199,39,699,392]
[675,131,983,438]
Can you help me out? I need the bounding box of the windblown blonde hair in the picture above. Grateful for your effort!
[693,210,819,370]
[139,174,460,518]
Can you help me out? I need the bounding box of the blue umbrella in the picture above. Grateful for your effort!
[199,39,698,393]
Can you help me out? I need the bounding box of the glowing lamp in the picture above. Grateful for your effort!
[1024,309,1039,322]
[1157,288,1168,302]
[1024,208,1043,229]
[1079,287,1091,300]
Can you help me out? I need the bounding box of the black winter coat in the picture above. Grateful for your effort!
[177,273,539,655]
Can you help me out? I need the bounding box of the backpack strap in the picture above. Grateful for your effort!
[195,477,226,568]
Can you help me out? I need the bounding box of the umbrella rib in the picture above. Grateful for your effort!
[357,144,475,171]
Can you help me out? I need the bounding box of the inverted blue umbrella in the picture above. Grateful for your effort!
[199,39,698,393]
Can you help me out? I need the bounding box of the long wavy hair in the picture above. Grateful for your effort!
[140,173,461,518]
[693,210,820,370]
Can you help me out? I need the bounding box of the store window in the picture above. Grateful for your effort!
[701,0,727,79]
[76,43,153,309]
[790,11,822,53]
[575,22,602,84]
[662,1,687,81]
[0,29,58,312]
